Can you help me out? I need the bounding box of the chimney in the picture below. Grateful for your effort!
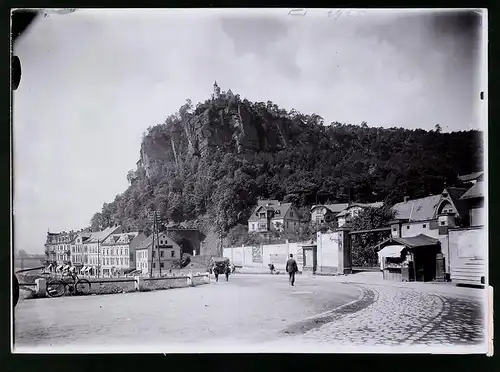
[404,196,409,203]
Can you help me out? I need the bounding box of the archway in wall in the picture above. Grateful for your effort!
[179,238,194,256]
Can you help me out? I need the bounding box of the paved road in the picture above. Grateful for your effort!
[14,273,360,350]
[13,273,487,352]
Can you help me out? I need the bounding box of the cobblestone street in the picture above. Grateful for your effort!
[283,284,485,348]
[13,273,487,352]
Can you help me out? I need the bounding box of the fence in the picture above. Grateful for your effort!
[17,272,210,298]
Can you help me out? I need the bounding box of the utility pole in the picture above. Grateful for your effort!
[150,218,155,278]
[156,212,162,277]
[148,211,162,278]
[97,239,100,278]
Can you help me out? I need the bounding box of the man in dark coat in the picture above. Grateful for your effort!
[286,254,298,286]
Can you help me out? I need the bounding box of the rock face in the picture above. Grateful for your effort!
[138,97,292,177]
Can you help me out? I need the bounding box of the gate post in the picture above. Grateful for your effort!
[337,227,352,275]
[35,278,47,297]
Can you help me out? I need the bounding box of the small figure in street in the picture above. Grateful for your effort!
[213,265,220,282]
[286,254,298,286]
[269,262,275,275]
[225,264,231,281]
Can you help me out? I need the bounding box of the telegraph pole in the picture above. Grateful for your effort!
[97,239,100,278]
[157,214,162,277]
[148,211,162,278]
[150,217,155,278]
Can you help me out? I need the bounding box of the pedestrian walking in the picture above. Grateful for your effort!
[213,266,220,282]
[286,254,298,286]
[225,264,231,282]
[269,262,275,275]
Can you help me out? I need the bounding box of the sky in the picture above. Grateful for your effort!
[13,8,486,254]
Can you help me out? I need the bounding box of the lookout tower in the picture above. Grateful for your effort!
[213,80,221,99]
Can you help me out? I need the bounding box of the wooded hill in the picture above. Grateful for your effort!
[89,85,483,242]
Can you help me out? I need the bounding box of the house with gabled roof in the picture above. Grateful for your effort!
[100,231,146,276]
[388,187,472,278]
[248,199,301,234]
[135,232,182,275]
[310,203,349,224]
[81,225,122,276]
[336,202,384,227]
[390,187,469,241]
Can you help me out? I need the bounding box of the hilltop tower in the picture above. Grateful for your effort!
[213,80,221,99]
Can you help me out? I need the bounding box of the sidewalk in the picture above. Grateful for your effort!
[315,271,486,299]
[235,268,485,299]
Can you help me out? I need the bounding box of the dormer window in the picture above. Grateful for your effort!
[275,210,280,215]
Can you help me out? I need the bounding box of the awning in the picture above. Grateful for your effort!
[377,245,405,258]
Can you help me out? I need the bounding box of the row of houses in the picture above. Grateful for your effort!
[44,226,183,276]
[237,171,485,284]
[247,171,484,234]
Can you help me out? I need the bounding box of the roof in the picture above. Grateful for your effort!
[392,234,440,248]
[392,194,442,222]
[458,171,484,182]
[86,226,121,244]
[336,202,384,217]
[136,233,181,250]
[257,199,279,206]
[102,232,139,245]
[460,181,484,200]
[248,201,294,222]
[377,245,405,258]
[374,234,440,251]
[311,203,349,213]
[441,187,469,217]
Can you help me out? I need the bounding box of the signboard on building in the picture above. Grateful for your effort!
[296,246,304,267]
[252,246,262,263]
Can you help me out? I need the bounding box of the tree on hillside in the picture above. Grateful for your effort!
[87,85,483,243]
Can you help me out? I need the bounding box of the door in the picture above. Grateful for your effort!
[302,247,317,272]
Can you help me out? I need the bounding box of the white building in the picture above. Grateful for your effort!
[45,230,77,267]
[70,231,91,267]
[82,225,122,275]
[100,232,146,276]
[135,232,182,275]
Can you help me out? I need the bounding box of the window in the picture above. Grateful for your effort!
[287,222,289,229]
[160,240,164,245]
[152,262,156,268]
[392,227,397,232]
[290,211,293,217]
[120,248,123,255]
[171,250,175,258]
[406,226,410,229]
[106,258,109,265]
[165,245,173,249]
[125,248,128,255]
[152,251,155,258]
[120,258,123,265]
[422,224,427,228]
[125,258,129,265]
[160,250,164,257]
[160,262,164,268]
[440,221,446,226]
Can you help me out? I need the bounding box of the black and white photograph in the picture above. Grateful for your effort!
[11,8,489,353]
